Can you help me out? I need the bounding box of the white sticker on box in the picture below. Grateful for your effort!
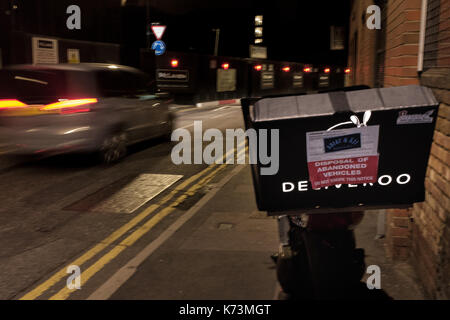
[306,126,379,162]
[306,126,380,188]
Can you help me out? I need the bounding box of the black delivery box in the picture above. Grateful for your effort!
[241,85,439,215]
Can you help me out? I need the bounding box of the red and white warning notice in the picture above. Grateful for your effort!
[306,126,380,188]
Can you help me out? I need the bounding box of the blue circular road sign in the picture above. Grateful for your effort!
[151,40,166,56]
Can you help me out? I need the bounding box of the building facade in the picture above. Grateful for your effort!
[347,0,449,299]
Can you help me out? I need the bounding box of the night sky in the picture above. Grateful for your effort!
[146,0,351,65]
[7,0,351,66]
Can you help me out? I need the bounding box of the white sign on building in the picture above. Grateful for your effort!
[32,37,59,64]
[249,45,267,59]
[67,48,80,63]
[217,69,237,92]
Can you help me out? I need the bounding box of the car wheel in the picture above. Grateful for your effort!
[99,131,127,164]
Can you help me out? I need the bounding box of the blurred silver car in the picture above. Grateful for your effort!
[0,63,173,163]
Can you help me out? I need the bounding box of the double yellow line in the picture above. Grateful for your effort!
[20,142,247,300]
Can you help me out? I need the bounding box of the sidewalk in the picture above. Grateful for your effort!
[110,165,279,299]
[109,165,425,300]
[355,212,425,299]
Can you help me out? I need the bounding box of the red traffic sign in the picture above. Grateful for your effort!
[151,25,166,40]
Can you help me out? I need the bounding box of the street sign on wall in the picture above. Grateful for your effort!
[217,69,237,92]
[32,37,58,64]
[157,69,189,82]
[249,45,267,59]
[261,68,274,89]
[67,48,80,63]
[293,73,303,88]
[318,73,330,87]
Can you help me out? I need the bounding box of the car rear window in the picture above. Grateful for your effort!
[96,70,154,97]
[0,69,98,104]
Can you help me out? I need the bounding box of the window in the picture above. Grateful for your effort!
[97,70,154,97]
[0,69,95,103]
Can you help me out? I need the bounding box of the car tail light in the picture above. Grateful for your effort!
[303,67,312,73]
[282,66,290,72]
[40,98,98,114]
[254,64,262,71]
[0,99,27,109]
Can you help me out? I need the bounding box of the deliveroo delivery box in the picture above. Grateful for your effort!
[241,85,439,215]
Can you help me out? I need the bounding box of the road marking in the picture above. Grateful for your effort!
[211,111,238,119]
[92,174,183,214]
[51,146,248,300]
[213,106,228,112]
[19,166,216,300]
[176,109,193,113]
[87,158,247,300]
[174,106,196,113]
[174,104,229,114]
[20,141,245,300]
[50,163,229,300]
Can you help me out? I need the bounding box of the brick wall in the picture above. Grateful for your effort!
[386,208,413,260]
[412,69,450,299]
[347,0,378,87]
[348,0,450,299]
[347,0,422,87]
[383,0,422,86]
[372,0,422,263]
[437,3,450,67]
